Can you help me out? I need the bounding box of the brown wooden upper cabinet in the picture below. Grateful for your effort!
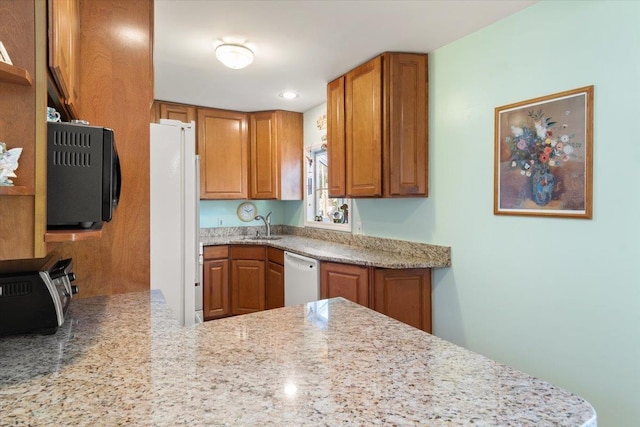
[250,111,303,200]
[197,108,249,199]
[152,101,196,124]
[327,77,346,198]
[49,0,80,118]
[153,103,302,201]
[327,52,428,198]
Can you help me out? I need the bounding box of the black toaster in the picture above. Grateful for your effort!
[0,257,78,336]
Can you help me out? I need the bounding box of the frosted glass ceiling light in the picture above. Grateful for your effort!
[279,91,299,100]
[215,44,254,70]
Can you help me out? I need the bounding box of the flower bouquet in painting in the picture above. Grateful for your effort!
[494,86,593,218]
[505,110,575,206]
[0,142,23,186]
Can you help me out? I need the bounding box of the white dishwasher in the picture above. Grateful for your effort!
[284,251,319,306]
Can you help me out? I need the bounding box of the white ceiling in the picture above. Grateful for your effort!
[154,0,537,113]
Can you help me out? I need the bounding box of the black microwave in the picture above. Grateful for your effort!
[47,121,121,229]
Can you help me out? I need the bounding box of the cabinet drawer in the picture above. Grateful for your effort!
[267,247,284,265]
[231,246,266,260]
[204,245,228,260]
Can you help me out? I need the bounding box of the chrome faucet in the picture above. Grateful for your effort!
[254,211,272,237]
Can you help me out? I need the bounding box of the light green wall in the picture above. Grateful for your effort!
[204,1,640,423]
[200,200,285,228]
[289,1,640,424]
[426,1,639,425]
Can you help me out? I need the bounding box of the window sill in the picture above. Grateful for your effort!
[304,221,352,233]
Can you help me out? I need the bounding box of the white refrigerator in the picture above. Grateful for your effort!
[150,119,203,326]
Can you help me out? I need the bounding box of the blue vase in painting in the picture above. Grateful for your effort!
[531,168,555,206]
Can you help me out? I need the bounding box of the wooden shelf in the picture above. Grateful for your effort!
[0,185,35,196]
[0,61,33,86]
[45,227,103,243]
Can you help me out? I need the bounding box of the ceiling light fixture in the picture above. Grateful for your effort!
[215,44,254,70]
[279,91,299,100]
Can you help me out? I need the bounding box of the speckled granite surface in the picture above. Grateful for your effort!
[0,291,596,426]
[200,225,451,268]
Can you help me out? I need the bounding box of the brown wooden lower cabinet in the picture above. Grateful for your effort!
[203,246,431,333]
[320,261,432,333]
[266,247,285,309]
[203,246,230,320]
[374,268,432,333]
[230,246,266,315]
[320,262,370,306]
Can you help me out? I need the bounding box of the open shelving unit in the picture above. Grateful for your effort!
[0,62,34,196]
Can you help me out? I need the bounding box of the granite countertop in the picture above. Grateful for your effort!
[0,291,596,426]
[201,225,452,268]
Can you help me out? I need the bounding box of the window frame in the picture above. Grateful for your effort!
[303,144,352,232]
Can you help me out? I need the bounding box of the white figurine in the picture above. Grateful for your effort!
[0,142,23,186]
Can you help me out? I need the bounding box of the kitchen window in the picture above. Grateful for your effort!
[304,144,351,232]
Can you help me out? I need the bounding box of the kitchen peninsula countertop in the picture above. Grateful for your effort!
[201,225,452,268]
[0,291,596,426]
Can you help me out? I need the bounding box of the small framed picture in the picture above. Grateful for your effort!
[0,41,13,65]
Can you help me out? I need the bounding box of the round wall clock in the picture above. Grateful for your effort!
[237,202,257,222]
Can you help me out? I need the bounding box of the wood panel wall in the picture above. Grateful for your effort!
[54,0,153,297]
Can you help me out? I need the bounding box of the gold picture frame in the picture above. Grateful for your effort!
[494,86,594,219]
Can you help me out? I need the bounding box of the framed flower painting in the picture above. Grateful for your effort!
[494,86,593,219]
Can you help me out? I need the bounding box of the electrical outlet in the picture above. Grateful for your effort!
[218,218,224,227]
[355,221,362,235]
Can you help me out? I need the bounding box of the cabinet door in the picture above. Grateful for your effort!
[320,262,370,307]
[231,259,266,315]
[250,111,278,199]
[345,56,382,197]
[49,0,80,117]
[276,111,303,200]
[374,268,431,333]
[157,102,196,124]
[384,53,428,197]
[203,258,230,320]
[327,76,346,198]
[198,108,248,199]
[250,111,303,200]
[266,260,284,310]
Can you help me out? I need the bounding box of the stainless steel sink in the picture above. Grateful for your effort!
[239,236,282,241]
